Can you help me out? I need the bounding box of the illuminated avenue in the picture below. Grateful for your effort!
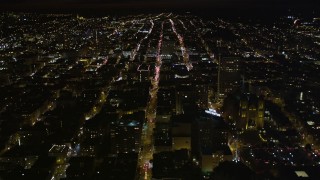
[0,12,320,180]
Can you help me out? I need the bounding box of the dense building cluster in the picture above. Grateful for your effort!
[0,12,320,179]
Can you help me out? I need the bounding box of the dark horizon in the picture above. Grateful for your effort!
[1,7,319,19]
[0,0,319,14]
[1,5,320,180]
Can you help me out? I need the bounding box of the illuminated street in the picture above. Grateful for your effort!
[0,7,320,179]
[137,20,164,180]
[169,19,193,71]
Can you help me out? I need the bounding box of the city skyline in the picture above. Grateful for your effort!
[1,0,319,11]
[0,1,320,179]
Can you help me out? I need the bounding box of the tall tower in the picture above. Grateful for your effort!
[215,54,221,103]
[239,95,248,129]
[63,33,67,49]
[215,39,222,103]
[95,30,99,58]
[256,96,265,129]
[241,75,245,93]
[95,30,98,45]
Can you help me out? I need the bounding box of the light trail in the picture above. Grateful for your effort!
[178,19,187,31]
[169,19,193,71]
[190,20,195,26]
[131,20,154,61]
[107,29,118,39]
[137,21,164,180]
[133,22,145,37]
[190,20,216,62]
[107,19,134,39]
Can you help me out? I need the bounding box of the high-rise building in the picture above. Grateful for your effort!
[171,114,193,151]
[219,56,241,95]
[175,86,195,115]
[195,111,231,173]
[157,88,175,122]
[194,83,209,109]
[154,123,172,153]
[137,63,150,82]
[110,112,143,154]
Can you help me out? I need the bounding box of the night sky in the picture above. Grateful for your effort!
[1,0,318,7]
[0,0,319,13]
